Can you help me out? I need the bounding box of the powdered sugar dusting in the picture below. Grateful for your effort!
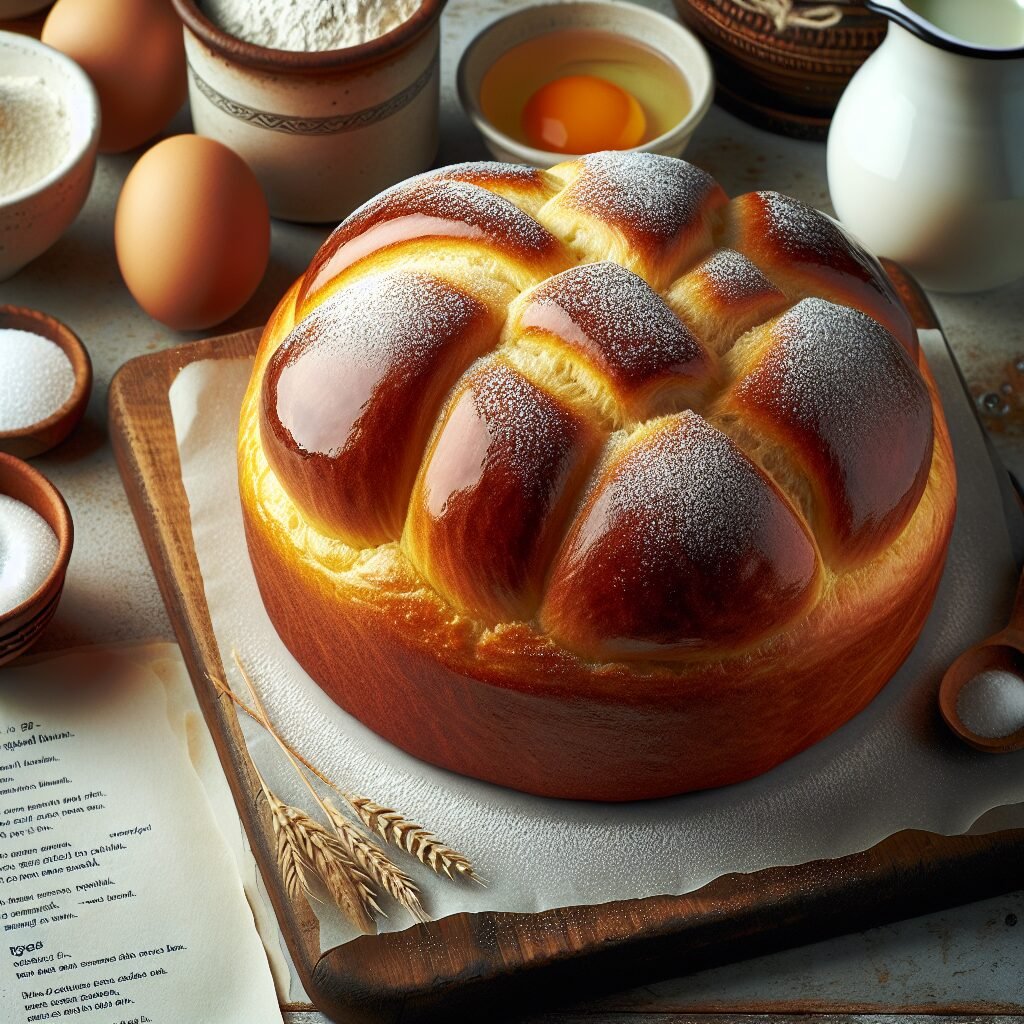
[348,178,558,256]
[336,163,546,224]
[753,192,887,295]
[469,360,580,502]
[743,297,921,437]
[274,270,483,457]
[432,162,546,185]
[546,410,815,650]
[733,297,932,550]
[693,248,779,303]
[297,270,477,369]
[521,261,706,384]
[560,152,722,242]
[756,192,849,261]
[606,412,776,568]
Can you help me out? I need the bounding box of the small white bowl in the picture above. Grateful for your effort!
[0,32,99,282]
[457,0,714,168]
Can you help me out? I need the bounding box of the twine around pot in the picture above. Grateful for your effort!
[730,0,844,32]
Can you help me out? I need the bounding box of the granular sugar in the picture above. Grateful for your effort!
[0,75,70,197]
[0,494,58,614]
[957,668,1024,739]
[202,0,422,51]
[0,328,76,431]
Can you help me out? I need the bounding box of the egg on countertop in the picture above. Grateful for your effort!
[42,0,186,154]
[115,135,270,332]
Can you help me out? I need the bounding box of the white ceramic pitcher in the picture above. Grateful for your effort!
[827,0,1024,293]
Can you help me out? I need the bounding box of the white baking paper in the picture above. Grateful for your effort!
[0,645,282,1024]
[169,330,1024,952]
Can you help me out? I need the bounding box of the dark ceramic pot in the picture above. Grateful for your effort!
[672,0,887,139]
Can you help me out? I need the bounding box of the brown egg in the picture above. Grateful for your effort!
[115,135,270,331]
[42,0,186,154]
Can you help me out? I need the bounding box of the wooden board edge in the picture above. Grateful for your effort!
[313,828,1024,1023]
[107,335,327,994]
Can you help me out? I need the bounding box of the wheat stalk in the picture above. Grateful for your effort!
[265,790,307,903]
[284,805,378,932]
[211,672,336,789]
[253,767,376,933]
[212,655,484,911]
[228,664,382,930]
[323,798,429,924]
[346,795,484,885]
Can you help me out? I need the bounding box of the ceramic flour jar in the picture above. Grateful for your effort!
[173,0,445,223]
[827,0,1024,293]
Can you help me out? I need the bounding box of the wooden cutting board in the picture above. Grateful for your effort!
[108,263,1024,1024]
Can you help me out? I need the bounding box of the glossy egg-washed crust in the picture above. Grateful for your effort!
[239,153,956,801]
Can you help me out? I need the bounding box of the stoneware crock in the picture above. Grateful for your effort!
[172,0,446,223]
[0,453,73,666]
[828,0,1024,293]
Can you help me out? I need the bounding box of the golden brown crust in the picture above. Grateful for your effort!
[404,358,601,623]
[723,191,918,358]
[665,248,790,355]
[238,353,953,799]
[539,152,729,289]
[724,299,933,565]
[539,411,821,659]
[238,153,957,800]
[260,272,501,546]
[512,261,711,422]
[298,176,570,315]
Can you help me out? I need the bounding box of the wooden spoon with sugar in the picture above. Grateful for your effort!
[939,568,1024,753]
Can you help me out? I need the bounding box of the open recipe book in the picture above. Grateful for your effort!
[0,645,285,1023]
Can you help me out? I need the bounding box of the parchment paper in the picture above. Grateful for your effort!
[169,330,1024,951]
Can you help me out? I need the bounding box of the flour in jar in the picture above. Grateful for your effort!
[202,0,422,51]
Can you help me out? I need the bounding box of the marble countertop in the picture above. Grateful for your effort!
[1,0,1022,1017]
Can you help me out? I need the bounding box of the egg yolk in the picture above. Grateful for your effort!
[522,75,647,154]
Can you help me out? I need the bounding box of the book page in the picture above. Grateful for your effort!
[0,647,282,1024]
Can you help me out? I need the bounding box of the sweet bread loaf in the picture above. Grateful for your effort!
[238,152,956,801]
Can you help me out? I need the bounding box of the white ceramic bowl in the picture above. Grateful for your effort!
[173,0,446,224]
[457,0,714,167]
[0,32,99,282]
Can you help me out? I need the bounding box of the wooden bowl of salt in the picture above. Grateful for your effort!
[0,305,92,459]
[0,452,73,666]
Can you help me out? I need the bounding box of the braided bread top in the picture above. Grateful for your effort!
[255,152,932,662]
